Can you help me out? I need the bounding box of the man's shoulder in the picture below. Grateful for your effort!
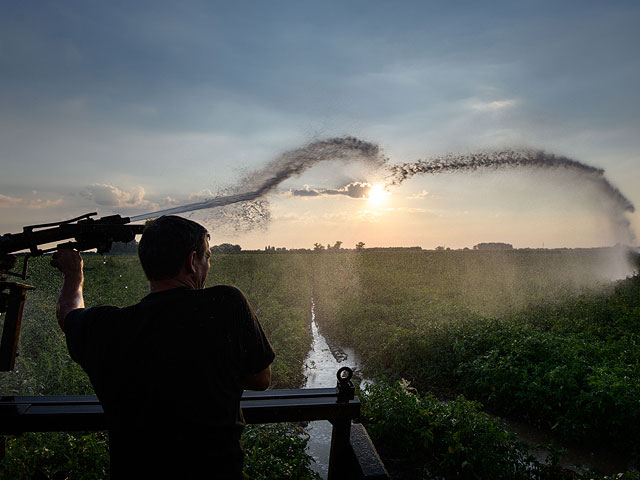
[195,285,246,306]
[203,285,247,300]
[65,304,121,323]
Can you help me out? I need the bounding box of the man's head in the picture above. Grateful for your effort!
[138,216,210,288]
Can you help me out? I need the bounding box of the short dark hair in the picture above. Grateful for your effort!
[138,216,209,281]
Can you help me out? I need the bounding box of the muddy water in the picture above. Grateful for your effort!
[303,299,367,480]
[501,417,637,475]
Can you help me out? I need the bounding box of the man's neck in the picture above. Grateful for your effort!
[149,276,197,293]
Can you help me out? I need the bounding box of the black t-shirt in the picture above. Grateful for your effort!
[64,285,275,479]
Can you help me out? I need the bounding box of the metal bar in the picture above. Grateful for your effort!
[242,395,359,424]
[328,418,353,480]
[0,282,35,371]
[26,213,97,230]
[0,395,98,404]
[350,423,390,479]
[0,391,360,434]
[0,390,387,478]
[241,387,337,399]
[1,389,349,405]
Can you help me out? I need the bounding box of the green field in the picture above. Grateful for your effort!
[0,254,318,479]
[1,249,639,479]
[312,249,640,477]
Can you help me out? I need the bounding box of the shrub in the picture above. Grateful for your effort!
[360,380,548,479]
[242,424,320,480]
[360,381,640,480]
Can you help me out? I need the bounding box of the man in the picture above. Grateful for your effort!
[51,215,275,479]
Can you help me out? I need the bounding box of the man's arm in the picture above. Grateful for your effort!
[50,250,85,330]
[243,365,271,391]
[230,286,275,390]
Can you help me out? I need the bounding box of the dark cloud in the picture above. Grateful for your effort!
[291,182,371,199]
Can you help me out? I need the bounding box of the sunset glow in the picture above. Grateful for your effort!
[367,184,389,206]
[0,2,637,251]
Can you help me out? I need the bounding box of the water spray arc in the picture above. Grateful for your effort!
[131,136,387,222]
[130,191,265,223]
[384,148,635,245]
[130,137,634,246]
[386,149,634,214]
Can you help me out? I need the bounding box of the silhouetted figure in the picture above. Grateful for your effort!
[52,215,274,479]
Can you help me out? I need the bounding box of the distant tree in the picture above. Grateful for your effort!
[333,241,343,250]
[211,243,242,254]
[473,242,513,251]
[109,241,138,254]
[435,246,445,251]
[355,242,365,251]
[313,243,325,252]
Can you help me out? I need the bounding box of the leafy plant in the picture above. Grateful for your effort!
[361,380,548,479]
[242,424,321,480]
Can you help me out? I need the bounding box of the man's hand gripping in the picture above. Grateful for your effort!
[51,249,85,330]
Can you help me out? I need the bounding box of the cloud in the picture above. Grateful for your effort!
[188,189,216,201]
[356,209,384,221]
[0,193,63,209]
[0,194,22,208]
[394,207,429,214]
[27,198,63,209]
[291,182,372,198]
[160,196,180,206]
[470,99,517,111]
[81,184,149,208]
[270,209,318,224]
[408,190,430,200]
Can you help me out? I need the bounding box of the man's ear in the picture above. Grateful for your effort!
[185,250,197,274]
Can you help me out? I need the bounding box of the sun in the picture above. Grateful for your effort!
[367,184,389,205]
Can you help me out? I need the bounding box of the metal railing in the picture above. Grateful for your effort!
[0,367,388,480]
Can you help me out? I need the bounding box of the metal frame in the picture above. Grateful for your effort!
[0,280,35,371]
[0,384,387,479]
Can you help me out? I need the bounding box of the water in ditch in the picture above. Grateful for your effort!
[302,299,367,480]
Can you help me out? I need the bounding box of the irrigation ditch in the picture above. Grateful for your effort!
[303,298,637,479]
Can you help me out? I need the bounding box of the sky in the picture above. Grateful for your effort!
[1,0,639,250]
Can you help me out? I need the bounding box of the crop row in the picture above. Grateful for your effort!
[311,250,640,459]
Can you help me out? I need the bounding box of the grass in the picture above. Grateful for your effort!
[0,254,316,479]
[1,248,638,478]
